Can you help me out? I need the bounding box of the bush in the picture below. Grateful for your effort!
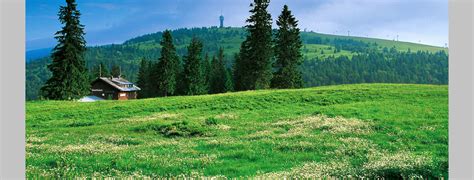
[148,121,205,138]
[205,117,218,126]
[65,121,94,127]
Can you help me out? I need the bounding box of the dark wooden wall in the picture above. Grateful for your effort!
[91,80,138,100]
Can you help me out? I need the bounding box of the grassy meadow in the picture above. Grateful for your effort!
[26,84,448,178]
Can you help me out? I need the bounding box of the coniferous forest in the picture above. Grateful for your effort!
[26,0,448,100]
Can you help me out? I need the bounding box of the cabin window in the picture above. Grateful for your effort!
[120,93,126,97]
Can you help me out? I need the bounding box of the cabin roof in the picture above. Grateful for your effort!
[93,77,141,92]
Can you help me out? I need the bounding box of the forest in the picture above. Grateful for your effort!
[26,31,448,100]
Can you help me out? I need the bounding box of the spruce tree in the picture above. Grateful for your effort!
[136,58,150,98]
[145,60,155,97]
[99,63,109,77]
[111,64,121,77]
[235,0,273,90]
[40,0,89,100]
[90,62,109,81]
[202,53,212,93]
[209,48,229,94]
[153,30,180,97]
[183,37,206,95]
[271,5,304,89]
[232,53,242,91]
[224,68,234,92]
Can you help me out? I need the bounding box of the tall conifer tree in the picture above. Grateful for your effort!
[136,58,150,98]
[202,53,212,93]
[209,48,230,94]
[90,62,109,80]
[232,53,243,91]
[271,5,304,89]
[235,0,273,90]
[224,68,234,92]
[111,64,121,77]
[40,0,89,100]
[183,38,206,95]
[153,30,180,97]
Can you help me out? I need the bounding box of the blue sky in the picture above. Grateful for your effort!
[26,0,448,51]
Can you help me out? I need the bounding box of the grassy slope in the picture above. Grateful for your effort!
[126,27,446,60]
[26,84,448,178]
[301,31,446,53]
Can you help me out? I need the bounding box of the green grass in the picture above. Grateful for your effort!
[26,84,448,178]
[301,32,447,53]
[303,44,355,59]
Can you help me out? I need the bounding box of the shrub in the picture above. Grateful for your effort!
[65,121,94,127]
[148,121,205,138]
[205,117,218,126]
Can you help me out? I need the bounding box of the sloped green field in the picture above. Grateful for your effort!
[26,84,448,179]
[128,27,446,59]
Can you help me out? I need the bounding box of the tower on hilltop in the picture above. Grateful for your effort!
[219,13,224,28]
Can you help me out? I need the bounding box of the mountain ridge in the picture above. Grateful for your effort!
[26,27,445,61]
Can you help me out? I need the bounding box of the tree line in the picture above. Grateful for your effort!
[127,1,303,98]
[36,0,448,101]
[301,50,449,87]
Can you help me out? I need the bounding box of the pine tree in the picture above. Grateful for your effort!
[111,64,121,77]
[209,48,229,94]
[153,30,180,97]
[224,67,234,92]
[232,53,243,91]
[40,0,89,100]
[145,60,155,97]
[202,53,212,93]
[271,5,304,89]
[90,62,109,81]
[235,0,273,90]
[183,37,206,95]
[136,58,150,98]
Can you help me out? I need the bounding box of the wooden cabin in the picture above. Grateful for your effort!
[90,77,141,100]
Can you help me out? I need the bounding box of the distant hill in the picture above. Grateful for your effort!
[26,48,52,62]
[26,27,448,100]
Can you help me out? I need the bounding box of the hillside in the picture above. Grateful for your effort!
[26,84,448,178]
[26,48,53,62]
[26,27,448,100]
